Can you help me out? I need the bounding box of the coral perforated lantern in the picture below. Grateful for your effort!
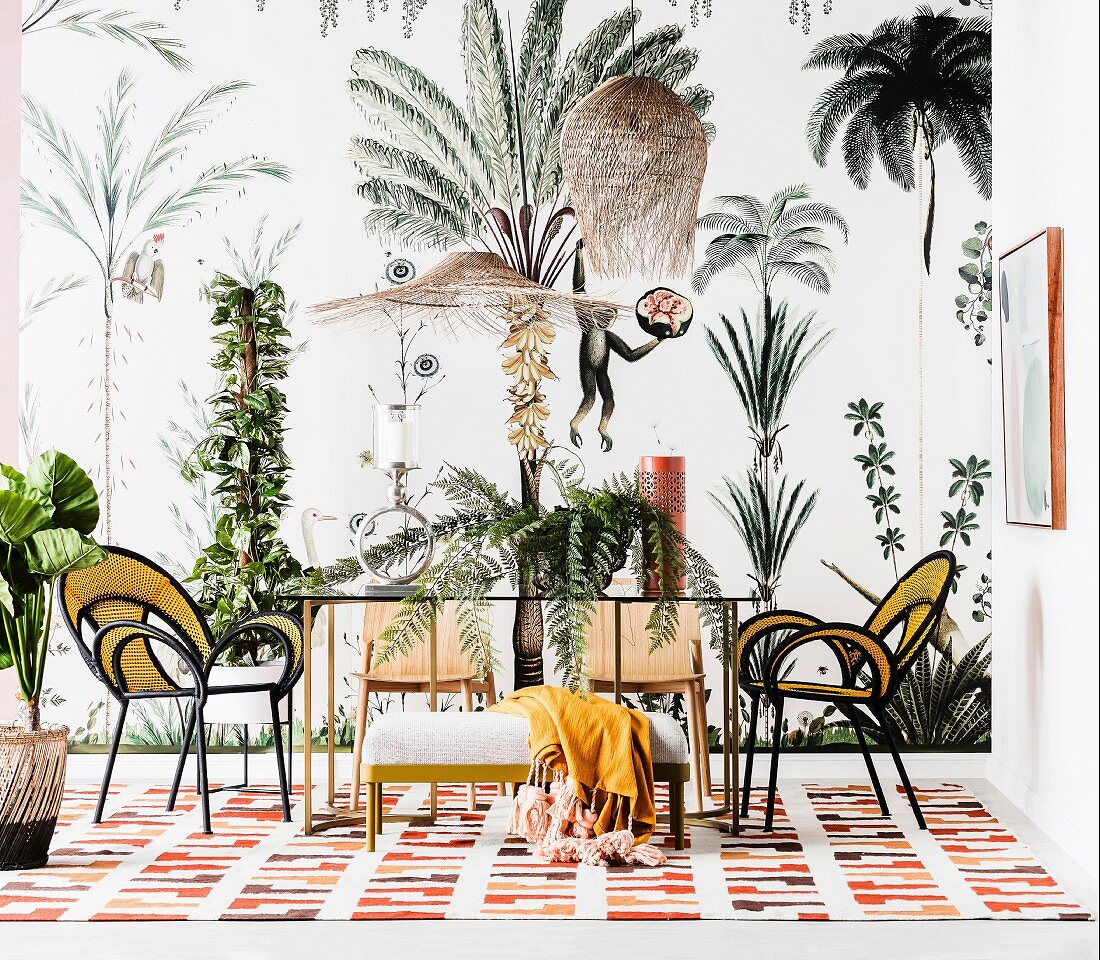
[560,75,708,279]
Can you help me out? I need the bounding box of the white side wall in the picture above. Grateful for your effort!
[989,0,1100,878]
[1,0,21,724]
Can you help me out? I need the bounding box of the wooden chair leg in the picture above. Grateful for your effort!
[350,679,370,812]
[694,678,713,796]
[375,780,383,835]
[429,783,438,820]
[365,782,376,852]
[460,678,477,811]
[683,684,705,813]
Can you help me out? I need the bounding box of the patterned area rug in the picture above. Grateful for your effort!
[0,781,1090,921]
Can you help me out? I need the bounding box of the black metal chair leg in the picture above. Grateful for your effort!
[167,702,196,812]
[193,699,212,834]
[741,694,759,817]
[763,697,784,832]
[850,708,889,816]
[285,687,293,791]
[878,709,927,830]
[270,691,292,822]
[94,699,129,824]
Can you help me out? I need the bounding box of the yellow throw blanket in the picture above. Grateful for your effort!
[490,685,656,842]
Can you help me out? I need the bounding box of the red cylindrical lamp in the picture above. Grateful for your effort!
[638,455,686,594]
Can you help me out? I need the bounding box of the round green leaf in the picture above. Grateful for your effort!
[0,491,52,545]
[24,528,106,577]
[26,450,100,535]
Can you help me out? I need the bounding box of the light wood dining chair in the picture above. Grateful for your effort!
[585,601,713,812]
[349,601,499,813]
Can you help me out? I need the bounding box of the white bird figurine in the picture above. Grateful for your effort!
[301,507,338,648]
[114,233,166,303]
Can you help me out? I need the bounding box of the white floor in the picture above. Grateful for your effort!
[4,777,1096,960]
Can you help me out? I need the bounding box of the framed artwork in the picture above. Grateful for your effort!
[998,227,1066,529]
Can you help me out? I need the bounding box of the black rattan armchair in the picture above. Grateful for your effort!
[737,551,957,832]
[58,546,303,833]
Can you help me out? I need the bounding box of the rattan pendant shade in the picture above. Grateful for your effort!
[310,252,624,336]
[560,75,708,279]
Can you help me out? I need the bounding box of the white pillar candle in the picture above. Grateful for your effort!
[374,404,420,468]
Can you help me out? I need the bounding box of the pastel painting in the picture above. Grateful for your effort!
[1000,234,1052,526]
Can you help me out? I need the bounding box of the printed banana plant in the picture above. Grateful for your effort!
[20,71,289,541]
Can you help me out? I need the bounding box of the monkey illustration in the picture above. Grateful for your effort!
[569,240,661,452]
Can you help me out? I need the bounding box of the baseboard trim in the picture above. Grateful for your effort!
[986,756,1099,881]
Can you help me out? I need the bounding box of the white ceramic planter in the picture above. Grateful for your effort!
[204,662,291,725]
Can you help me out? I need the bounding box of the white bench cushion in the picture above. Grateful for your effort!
[363,710,689,767]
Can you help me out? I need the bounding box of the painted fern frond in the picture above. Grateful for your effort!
[141,157,291,234]
[127,81,252,213]
[350,47,493,205]
[349,137,470,215]
[19,273,89,332]
[462,0,516,202]
[21,94,101,229]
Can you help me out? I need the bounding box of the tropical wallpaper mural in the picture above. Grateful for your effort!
[16,0,992,753]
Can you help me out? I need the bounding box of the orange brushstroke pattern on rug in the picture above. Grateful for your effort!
[0,781,1089,921]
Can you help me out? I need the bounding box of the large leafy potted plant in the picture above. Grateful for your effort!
[184,266,303,725]
[1,451,104,870]
[312,462,722,691]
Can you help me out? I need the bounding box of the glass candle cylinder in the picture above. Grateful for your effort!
[373,403,421,469]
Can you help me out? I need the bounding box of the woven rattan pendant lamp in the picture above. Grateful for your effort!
[559,16,708,279]
[310,251,624,337]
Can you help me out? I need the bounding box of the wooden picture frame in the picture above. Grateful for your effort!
[998,227,1066,529]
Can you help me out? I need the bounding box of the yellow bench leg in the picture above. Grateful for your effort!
[365,782,377,853]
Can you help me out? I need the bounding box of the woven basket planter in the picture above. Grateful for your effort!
[0,725,68,870]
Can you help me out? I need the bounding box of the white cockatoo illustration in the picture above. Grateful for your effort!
[301,507,338,648]
[114,233,166,303]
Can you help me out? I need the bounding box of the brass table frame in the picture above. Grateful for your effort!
[296,594,744,836]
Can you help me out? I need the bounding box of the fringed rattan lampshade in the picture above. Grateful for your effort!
[560,75,708,279]
[310,251,625,336]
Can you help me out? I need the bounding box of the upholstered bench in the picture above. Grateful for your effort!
[361,711,691,851]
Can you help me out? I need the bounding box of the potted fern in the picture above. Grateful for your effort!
[1,451,104,870]
[313,462,721,690]
[184,262,303,725]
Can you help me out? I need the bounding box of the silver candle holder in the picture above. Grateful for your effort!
[356,404,435,584]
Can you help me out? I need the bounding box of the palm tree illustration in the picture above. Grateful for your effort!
[21,71,289,541]
[693,183,848,319]
[696,185,841,612]
[803,5,990,547]
[348,0,711,685]
[21,0,191,70]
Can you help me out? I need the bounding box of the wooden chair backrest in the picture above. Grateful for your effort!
[360,601,480,681]
[584,602,702,683]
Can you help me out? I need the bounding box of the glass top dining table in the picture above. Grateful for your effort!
[281,583,754,836]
